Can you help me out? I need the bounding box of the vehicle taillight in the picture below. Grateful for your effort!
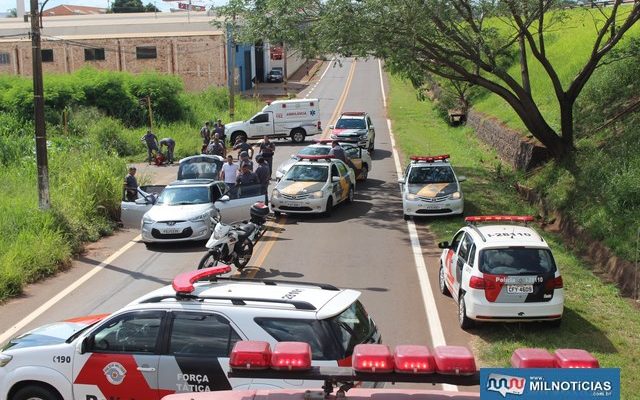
[433,346,476,375]
[511,348,556,368]
[394,345,435,374]
[469,276,485,289]
[229,341,271,370]
[352,344,394,373]
[554,349,599,368]
[545,276,563,290]
[271,342,312,371]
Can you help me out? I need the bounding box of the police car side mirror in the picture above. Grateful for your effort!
[219,195,230,202]
[457,175,467,182]
[331,176,340,182]
[328,125,334,130]
[79,336,90,354]
[438,241,450,249]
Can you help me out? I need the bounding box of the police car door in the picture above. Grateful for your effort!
[454,234,475,301]
[72,311,165,400]
[335,162,351,202]
[157,311,247,394]
[445,232,465,298]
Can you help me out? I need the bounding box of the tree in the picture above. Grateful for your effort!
[219,0,640,159]
[111,0,145,13]
[144,3,160,12]
[7,8,17,17]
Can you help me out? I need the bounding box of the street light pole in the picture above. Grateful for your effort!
[30,0,50,210]
[228,12,236,119]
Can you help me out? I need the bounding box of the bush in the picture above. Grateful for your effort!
[128,72,187,124]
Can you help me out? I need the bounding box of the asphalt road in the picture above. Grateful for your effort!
[0,58,476,390]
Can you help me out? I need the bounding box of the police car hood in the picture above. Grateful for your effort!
[2,321,93,351]
[146,203,212,222]
[408,182,458,197]
[278,180,326,195]
[332,128,367,137]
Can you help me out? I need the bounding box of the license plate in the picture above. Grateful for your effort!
[282,201,300,207]
[507,285,533,294]
[161,228,182,234]
[421,204,443,210]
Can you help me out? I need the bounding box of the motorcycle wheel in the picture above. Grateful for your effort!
[198,251,221,270]
[234,239,254,271]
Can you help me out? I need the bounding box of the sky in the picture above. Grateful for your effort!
[0,0,226,14]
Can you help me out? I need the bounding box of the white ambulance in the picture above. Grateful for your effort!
[225,99,321,144]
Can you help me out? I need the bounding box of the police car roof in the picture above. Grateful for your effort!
[470,225,547,247]
[131,279,360,320]
[162,388,479,400]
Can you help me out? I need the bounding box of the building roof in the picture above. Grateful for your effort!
[43,5,107,17]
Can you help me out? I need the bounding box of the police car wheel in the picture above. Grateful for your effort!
[13,385,60,400]
[403,214,410,221]
[324,197,333,216]
[144,242,155,250]
[360,165,369,181]
[346,187,354,203]
[458,293,474,330]
[439,264,451,296]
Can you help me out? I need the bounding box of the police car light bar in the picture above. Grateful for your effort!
[465,215,534,224]
[271,342,313,371]
[229,341,271,370]
[394,345,435,374]
[433,346,477,375]
[352,344,394,373]
[511,348,556,368]
[341,111,366,116]
[172,266,232,294]
[554,349,600,368]
[410,155,450,163]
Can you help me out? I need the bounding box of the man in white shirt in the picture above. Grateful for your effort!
[220,155,239,197]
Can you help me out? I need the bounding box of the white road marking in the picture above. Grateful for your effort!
[304,58,334,98]
[0,235,142,344]
[377,59,457,392]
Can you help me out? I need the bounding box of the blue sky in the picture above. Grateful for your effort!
[1,0,222,14]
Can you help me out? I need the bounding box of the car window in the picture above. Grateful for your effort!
[335,118,366,130]
[344,147,360,159]
[255,318,340,360]
[336,162,348,176]
[156,186,211,205]
[331,165,340,178]
[90,311,163,354]
[298,146,330,156]
[169,313,242,357]
[366,116,372,127]
[285,165,328,182]
[450,231,465,253]
[457,234,473,263]
[178,161,221,180]
[468,244,477,267]
[236,183,263,199]
[479,248,557,275]
[328,301,376,357]
[408,166,455,184]
[252,113,269,124]
[217,182,228,197]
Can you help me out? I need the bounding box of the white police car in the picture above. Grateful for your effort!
[0,267,380,400]
[399,155,465,219]
[438,216,564,329]
[271,155,356,216]
[329,112,376,152]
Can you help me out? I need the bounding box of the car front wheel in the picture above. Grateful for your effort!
[324,197,333,216]
[458,293,474,330]
[13,385,60,400]
[439,264,451,296]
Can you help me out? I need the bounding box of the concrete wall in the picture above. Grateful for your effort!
[467,110,550,171]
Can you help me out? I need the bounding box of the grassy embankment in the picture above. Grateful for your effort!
[0,69,262,302]
[389,73,640,397]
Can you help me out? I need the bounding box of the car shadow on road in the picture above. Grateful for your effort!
[77,255,171,286]
[282,199,374,224]
[370,149,392,161]
[245,267,305,279]
[143,240,208,253]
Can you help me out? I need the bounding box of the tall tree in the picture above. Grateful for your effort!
[219,0,640,159]
[111,0,145,13]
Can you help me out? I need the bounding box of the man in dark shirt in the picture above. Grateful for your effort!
[141,130,159,164]
[239,151,254,171]
[236,163,259,198]
[255,156,270,204]
[124,167,138,202]
[233,137,254,159]
[256,136,276,178]
[200,122,211,148]
[159,137,176,164]
[214,119,226,145]
[207,137,225,157]
[329,140,356,171]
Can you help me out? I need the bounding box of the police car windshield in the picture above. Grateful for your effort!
[178,161,220,180]
[329,300,376,356]
[285,165,328,182]
[156,186,211,205]
[298,147,330,156]
[408,166,455,184]
[479,248,557,275]
[335,118,366,129]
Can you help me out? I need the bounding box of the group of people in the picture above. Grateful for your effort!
[141,130,175,166]
[201,120,226,155]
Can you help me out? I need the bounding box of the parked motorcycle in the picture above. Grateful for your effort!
[198,202,270,271]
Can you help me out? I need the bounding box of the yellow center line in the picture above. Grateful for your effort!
[241,59,358,278]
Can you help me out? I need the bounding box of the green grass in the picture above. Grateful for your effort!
[389,75,640,398]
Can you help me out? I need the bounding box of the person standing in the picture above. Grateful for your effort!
[221,155,239,196]
[214,119,226,145]
[329,140,356,171]
[207,137,226,157]
[123,166,138,202]
[255,156,270,204]
[233,137,254,159]
[238,151,254,171]
[141,130,159,164]
[159,137,176,164]
[200,122,212,152]
[256,135,275,178]
[236,163,260,196]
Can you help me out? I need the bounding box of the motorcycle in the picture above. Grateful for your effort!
[198,202,270,271]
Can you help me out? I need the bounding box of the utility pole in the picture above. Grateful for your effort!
[30,0,50,210]
[282,42,288,97]
[228,12,236,119]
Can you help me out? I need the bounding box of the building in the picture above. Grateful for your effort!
[42,5,107,17]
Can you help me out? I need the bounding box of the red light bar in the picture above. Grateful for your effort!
[298,155,335,160]
[229,341,271,370]
[511,348,556,368]
[465,215,534,224]
[554,349,600,368]
[341,112,366,116]
[313,139,334,143]
[394,345,435,374]
[410,155,450,163]
[433,346,476,375]
[352,344,394,373]
[271,342,312,371]
[172,266,232,294]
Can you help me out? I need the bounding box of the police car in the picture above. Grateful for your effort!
[0,267,381,400]
[271,155,356,216]
[399,155,465,219]
[329,112,376,152]
[438,216,564,330]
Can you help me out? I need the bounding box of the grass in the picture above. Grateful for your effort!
[388,75,640,398]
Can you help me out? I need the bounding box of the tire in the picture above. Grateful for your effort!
[346,186,355,203]
[324,197,333,217]
[274,210,282,217]
[144,242,155,250]
[439,264,451,296]
[13,385,60,400]
[230,131,247,145]
[290,129,306,143]
[234,239,254,270]
[458,293,474,330]
[198,251,220,270]
[403,214,410,221]
[360,164,369,181]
